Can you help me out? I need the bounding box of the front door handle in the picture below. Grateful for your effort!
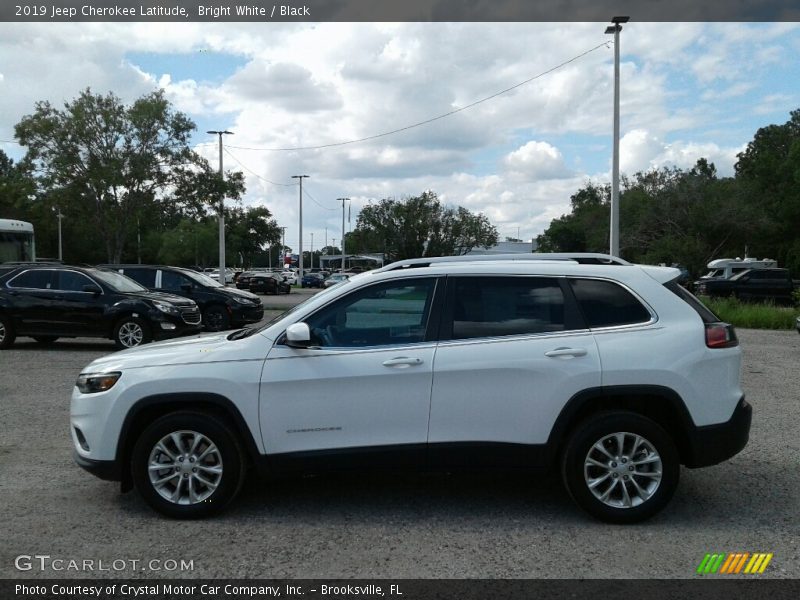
[382,357,424,368]
[545,347,588,358]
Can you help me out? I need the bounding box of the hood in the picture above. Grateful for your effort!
[121,290,197,307]
[219,286,261,303]
[80,330,270,372]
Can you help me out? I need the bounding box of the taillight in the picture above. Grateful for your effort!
[705,322,738,348]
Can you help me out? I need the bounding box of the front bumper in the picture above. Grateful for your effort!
[73,449,121,481]
[231,304,264,325]
[684,397,752,468]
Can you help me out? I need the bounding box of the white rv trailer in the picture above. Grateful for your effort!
[0,219,35,263]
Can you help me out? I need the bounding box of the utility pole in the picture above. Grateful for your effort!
[280,227,287,269]
[292,175,309,284]
[207,129,233,284]
[310,232,314,269]
[605,16,628,257]
[55,208,64,261]
[338,198,349,272]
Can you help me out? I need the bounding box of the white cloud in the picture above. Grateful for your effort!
[503,141,572,180]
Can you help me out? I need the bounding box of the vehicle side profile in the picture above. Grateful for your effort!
[104,265,263,332]
[0,265,201,349]
[71,254,750,523]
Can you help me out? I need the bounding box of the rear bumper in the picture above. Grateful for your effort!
[684,397,751,468]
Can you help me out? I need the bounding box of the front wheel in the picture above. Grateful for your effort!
[131,411,246,518]
[561,411,680,523]
[203,305,230,332]
[113,317,152,350]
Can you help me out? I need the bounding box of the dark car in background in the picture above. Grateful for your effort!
[695,268,797,305]
[0,264,201,349]
[249,272,291,295]
[105,265,263,332]
[235,269,272,290]
[301,272,326,288]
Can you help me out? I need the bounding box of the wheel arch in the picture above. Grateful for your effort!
[115,392,262,491]
[547,385,696,467]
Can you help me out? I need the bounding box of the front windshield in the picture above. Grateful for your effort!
[91,269,148,293]
[252,280,352,333]
[183,269,224,288]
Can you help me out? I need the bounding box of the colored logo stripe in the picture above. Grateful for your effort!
[697,553,773,574]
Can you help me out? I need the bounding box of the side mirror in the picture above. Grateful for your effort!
[285,322,312,348]
[82,284,102,295]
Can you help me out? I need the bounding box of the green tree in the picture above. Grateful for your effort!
[14,88,244,263]
[348,191,498,261]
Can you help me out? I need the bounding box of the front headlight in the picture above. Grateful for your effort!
[76,372,122,394]
[152,300,180,314]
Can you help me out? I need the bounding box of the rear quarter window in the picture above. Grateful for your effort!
[569,278,652,328]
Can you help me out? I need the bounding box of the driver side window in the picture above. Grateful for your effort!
[304,278,437,348]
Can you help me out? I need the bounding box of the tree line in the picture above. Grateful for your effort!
[537,109,800,277]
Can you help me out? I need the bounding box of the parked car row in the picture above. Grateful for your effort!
[0,262,267,350]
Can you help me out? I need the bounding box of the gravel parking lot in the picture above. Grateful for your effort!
[1,317,798,579]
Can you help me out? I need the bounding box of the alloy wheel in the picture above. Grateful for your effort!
[118,321,144,347]
[147,430,223,505]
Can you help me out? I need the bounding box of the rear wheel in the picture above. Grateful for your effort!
[561,411,680,523]
[113,317,152,350]
[203,305,230,332]
[33,336,59,345]
[131,411,246,518]
[0,314,16,349]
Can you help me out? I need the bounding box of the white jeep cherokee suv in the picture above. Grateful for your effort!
[71,254,750,523]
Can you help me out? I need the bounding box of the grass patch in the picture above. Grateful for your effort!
[699,296,797,330]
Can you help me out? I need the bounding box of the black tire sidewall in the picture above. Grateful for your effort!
[561,411,680,524]
[113,316,152,350]
[131,412,245,519]
[204,305,230,331]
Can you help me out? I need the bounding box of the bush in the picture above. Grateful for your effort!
[700,296,797,330]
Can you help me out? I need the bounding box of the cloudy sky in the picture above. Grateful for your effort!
[0,21,798,251]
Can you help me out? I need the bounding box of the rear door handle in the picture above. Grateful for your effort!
[545,347,588,358]
[382,357,424,368]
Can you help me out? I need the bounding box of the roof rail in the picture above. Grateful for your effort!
[376,253,630,272]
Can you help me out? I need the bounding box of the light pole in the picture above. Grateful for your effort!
[280,226,287,269]
[310,232,314,270]
[605,16,628,257]
[55,208,64,261]
[338,198,349,272]
[292,175,309,284]
[208,130,233,284]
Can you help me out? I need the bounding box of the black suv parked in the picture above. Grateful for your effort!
[105,265,264,331]
[0,265,201,350]
[249,272,291,295]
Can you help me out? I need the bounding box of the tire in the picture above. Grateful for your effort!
[0,313,16,349]
[33,336,59,345]
[113,317,152,350]
[131,411,246,518]
[560,411,680,524]
[203,305,230,332]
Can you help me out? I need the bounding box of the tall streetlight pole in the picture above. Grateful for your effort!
[605,16,628,258]
[208,130,233,284]
[338,198,349,272]
[280,227,287,268]
[292,175,309,284]
[56,208,64,261]
[310,232,314,269]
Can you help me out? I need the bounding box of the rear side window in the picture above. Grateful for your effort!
[570,278,651,328]
[7,269,54,289]
[122,268,156,288]
[448,277,566,340]
[160,270,189,291]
